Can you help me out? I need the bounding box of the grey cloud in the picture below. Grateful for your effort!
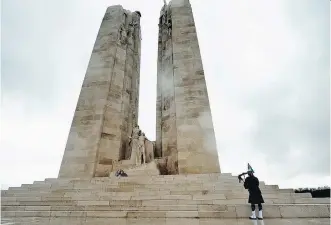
[191,0,330,184]
[242,0,330,178]
[1,0,71,104]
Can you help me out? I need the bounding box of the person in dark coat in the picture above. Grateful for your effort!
[120,170,128,177]
[115,169,128,178]
[244,171,264,220]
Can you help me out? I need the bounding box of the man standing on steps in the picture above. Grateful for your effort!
[244,170,265,220]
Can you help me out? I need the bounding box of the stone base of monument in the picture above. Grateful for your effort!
[110,161,160,177]
[1,166,330,224]
[1,218,330,225]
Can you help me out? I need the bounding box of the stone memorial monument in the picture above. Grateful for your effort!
[1,1,330,224]
[156,0,220,175]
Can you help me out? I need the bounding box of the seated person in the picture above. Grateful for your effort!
[115,169,128,177]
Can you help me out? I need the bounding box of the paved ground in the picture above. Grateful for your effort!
[2,218,331,225]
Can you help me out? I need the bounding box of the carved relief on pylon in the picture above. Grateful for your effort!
[163,97,171,111]
[118,24,127,45]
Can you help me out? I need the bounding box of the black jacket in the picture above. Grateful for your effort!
[244,175,265,204]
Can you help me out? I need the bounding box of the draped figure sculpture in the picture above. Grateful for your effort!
[137,132,146,165]
[128,125,141,165]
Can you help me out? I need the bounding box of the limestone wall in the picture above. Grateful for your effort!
[58,6,141,178]
[156,0,220,174]
[156,4,179,175]
[145,139,155,163]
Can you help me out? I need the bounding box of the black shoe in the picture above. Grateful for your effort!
[258,217,263,220]
[249,217,257,220]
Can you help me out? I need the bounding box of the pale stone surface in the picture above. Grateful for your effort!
[2,218,331,225]
[156,2,178,176]
[2,173,330,223]
[145,139,155,163]
[156,0,220,174]
[109,161,160,177]
[58,5,142,178]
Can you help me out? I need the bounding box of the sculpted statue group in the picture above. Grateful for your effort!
[118,11,140,46]
[128,125,146,165]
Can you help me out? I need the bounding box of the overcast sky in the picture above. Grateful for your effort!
[1,0,330,190]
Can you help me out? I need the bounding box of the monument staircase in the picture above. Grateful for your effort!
[1,162,330,224]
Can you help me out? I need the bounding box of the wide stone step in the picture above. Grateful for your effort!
[2,204,330,218]
[2,190,302,201]
[18,174,238,183]
[17,178,250,184]
[111,162,160,177]
[22,178,281,189]
[1,187,291,194]
[2,197,328,208]
[2,217,330,225]
[1,192,312,202]
[2,190,299,200]
[2,197,330,212]
[4,184,281,192]
[22,180,252,188]
[42,173,235,181]
[3,199,327,207]
[1,204,227,212]
[15,176,242,184]
[13,184,252,191]
[40,178,255,185]
[36,179,280,187]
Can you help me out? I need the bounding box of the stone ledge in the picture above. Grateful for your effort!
[1,217,330,225]
[2,204,330,218]
[3,197,327,206]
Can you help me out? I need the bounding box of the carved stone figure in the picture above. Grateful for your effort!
[137,132,146,165]
[127,24,135,45]
[162,14,166,25]
[128,125,141,164]
[132,110,136,122]
[167,15,172,36]
[119,24,127,45]
[132,125,140,139]
[163,98,170,111]
[130,21,139,28]
[134,11,142,17]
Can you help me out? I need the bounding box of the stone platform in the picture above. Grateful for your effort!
[110,161,160,177]
[1,218,331,225]
[1,168,330,224]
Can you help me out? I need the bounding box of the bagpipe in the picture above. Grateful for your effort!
[237,163,255,183]
[238,172,248,183]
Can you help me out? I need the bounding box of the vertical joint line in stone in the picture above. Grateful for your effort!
[169,6,178,172]
[134,18,141,125]
[119,12,129,160]
[157,14,164,158]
